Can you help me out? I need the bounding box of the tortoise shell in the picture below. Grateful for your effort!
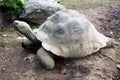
[36,10,109,58]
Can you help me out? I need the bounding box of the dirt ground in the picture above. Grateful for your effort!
[0,2,120,80]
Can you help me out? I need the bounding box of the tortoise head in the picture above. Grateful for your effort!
[12,20,37,42]
[12,20,31,34]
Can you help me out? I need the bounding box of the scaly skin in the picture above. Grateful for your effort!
[13,20,39,43]
[37,48,55,69]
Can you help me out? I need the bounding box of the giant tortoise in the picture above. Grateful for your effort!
[12,10,117,69]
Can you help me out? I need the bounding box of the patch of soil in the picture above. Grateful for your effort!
[0,4,120,80]
[86,4,120,39]
[0,48,119,80]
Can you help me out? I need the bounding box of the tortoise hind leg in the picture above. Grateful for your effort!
[105,38,119,48]
[37,48,55,69]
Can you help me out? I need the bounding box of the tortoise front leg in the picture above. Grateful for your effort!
[22,37,41,52]
[37,48,55,69]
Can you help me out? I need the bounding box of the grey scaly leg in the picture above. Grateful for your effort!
[37,48,55,69]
